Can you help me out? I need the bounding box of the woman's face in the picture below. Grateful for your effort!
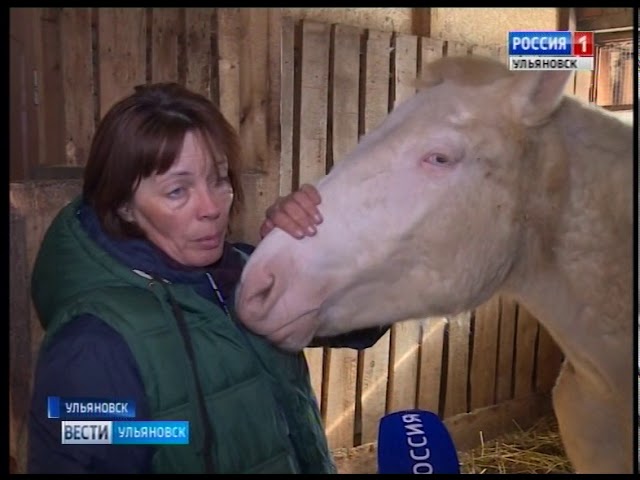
[121,131,234,267]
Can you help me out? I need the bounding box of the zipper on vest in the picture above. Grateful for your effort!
[206,272,231,318]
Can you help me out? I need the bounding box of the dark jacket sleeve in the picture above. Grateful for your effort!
[309,325,390,349]
[27,315,154,474]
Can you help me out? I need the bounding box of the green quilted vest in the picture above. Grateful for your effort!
[31,197,337,474]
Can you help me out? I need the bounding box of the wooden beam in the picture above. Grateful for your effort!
[576,9,633,31]
[444,393,554,451]
[411,8,430,37]
[10,8,41,181]
[556,8,575,31]
[37,8,67,167]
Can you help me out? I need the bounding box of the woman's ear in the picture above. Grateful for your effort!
[118,203,135,223]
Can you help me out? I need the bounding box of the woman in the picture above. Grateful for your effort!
[27,82,386,474]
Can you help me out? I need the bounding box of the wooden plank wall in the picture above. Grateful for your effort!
[280,17,565,450]
[10,180,84,474]
[10,9,568,470]
[20,7,279,246]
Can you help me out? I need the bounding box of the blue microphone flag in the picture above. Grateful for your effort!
[377,409,460,474]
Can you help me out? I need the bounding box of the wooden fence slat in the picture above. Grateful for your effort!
[564,71,577,97]
[217,8,241,131]
[417,317,446,413]
[470,43,507,65]
[513,305,539,398]
[10,8,40,180]
[298,20,331,406]
[386,34,422,414]
[470,43,503,61]
[323,24,362,450]
[331,25,361,163]
[184,8,214,99]
[9,207,31,475]
[620,46,633,104]
[37,8,65,167]
[496,296,517,403]
[368,29,424,418]
[279,16,295,197]
[359,330,391,444]
[305,346,325,418]
[216,8,245,242]
[419,37,445,74]
[443,311,471,418]
[535,324,564,393]
[60,8,94,166]
[324,349,358,449]
[151,8,180,84]
[298,20,331,184]
[573,70,593,103]
[470,296,500,410]
[497,46,508,64]
[233,9,278,245]
[358,28,392,445]
[361,30,392,133]
[266,9,284,202]
[594,50,613,106]
[392,33,419,108]
[446,39,471,57]
[470,43,495,57]
[97,8,146,119]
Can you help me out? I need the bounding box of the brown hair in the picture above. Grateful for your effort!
[82,82,244,238]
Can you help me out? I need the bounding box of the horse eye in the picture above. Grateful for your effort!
[423,153,452,166]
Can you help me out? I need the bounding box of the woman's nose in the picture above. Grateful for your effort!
[197,187,223,219]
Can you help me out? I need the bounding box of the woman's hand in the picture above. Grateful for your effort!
[260,184,323,239]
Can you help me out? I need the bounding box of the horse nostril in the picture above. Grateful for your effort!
[241,272,277,322]
[253,274,275,305]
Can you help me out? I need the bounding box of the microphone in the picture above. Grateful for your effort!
[377,409,460,474]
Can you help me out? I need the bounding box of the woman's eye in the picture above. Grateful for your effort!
[167,187,185,198]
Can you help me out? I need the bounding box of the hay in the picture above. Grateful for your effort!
[333,414,574,474]
[458,415,574,474]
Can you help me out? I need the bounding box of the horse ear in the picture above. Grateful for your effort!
[509,70,572,126]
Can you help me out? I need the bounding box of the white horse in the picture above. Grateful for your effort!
[235,55,633,473]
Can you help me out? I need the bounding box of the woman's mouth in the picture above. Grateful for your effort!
[194,234,221,249]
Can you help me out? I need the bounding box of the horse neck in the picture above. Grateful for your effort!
[503,98,633,388]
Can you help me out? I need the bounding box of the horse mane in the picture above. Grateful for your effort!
[417,55,512,90]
